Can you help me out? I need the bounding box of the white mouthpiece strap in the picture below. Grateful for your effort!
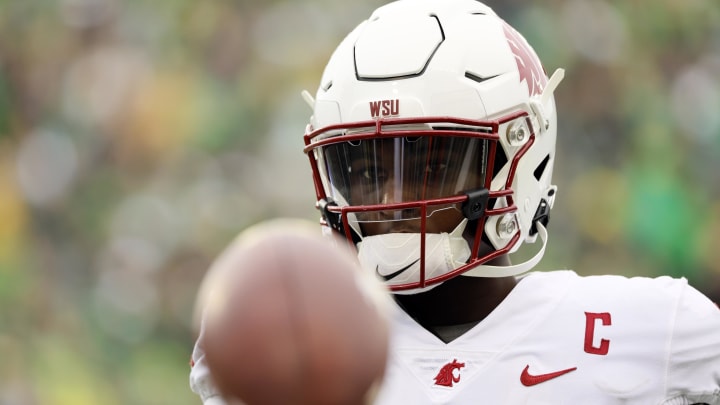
[463,222,548,278]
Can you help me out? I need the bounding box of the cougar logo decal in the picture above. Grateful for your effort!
[433,359,465,387]
[502,21,547,96]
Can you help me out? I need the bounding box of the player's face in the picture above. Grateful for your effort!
[322,136,488,236]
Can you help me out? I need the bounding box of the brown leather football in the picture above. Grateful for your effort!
[196,219,390,405]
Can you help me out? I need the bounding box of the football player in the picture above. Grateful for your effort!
[191,0,720,403]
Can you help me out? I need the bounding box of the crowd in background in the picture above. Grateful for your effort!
[0,0,718,403]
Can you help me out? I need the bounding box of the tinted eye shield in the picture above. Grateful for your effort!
[302,113,533,215]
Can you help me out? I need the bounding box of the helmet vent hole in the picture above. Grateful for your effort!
[464,72,499,84]
[534,155,550,181]
[322,81,333,92]
[493,146,508,177]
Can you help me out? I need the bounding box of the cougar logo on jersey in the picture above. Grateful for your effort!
[369,99,399,118]
[433,359,465,387]
[502,21,547,97]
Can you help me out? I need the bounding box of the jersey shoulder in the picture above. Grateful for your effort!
[521,270,694,306]
[522,269,720,344]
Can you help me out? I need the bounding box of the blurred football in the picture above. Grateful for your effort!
[195,218,391,405]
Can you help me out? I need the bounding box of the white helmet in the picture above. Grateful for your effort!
[303,0,564,293]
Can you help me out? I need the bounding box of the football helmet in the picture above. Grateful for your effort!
[303,0,564,293]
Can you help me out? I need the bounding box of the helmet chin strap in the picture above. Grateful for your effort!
[463,222,548,278]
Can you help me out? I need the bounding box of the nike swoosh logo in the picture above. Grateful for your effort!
[375,259,420,282]
[520,365,577,386]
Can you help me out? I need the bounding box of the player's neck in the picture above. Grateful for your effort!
[392,257,517,339]
[394,275,517,325]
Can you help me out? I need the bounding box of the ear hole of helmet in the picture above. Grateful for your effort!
[534,154,550,181]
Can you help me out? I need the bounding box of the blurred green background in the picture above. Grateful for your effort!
[0,0,718,403]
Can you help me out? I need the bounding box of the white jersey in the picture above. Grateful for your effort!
[375,271,720,405]
[190,270,720,404]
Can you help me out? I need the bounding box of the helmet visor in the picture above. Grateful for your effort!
[320,135,488,231]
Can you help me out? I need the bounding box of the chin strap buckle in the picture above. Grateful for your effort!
[530,185,557,237]
[530,198,550,237]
